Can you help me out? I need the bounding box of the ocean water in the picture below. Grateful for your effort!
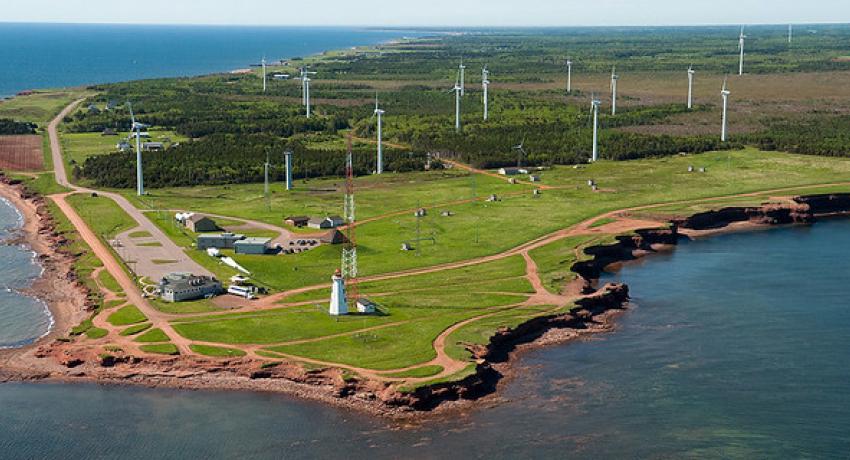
[0,197,52,349]
[0,23,414,97]
[2,219,850,458]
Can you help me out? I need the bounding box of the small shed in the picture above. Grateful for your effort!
[320,229,348,245]
[234,237,272,255]
[186,214,218,233]
[101,128,117,136]
[307,216,345,229]
[143,142,165,151]
[356,298,378,314]
[414,208,427,217]
[284,216,310,228]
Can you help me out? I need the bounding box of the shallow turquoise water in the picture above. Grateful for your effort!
[2,220,850,458]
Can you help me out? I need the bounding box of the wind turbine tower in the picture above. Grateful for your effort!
[263,151,270,207]
[450,78,462,132]
[721,77,731,142]
[373,95,385,174]
[482,66,490,121]
[459,59,466,96]
[566,59,572,94]
[127,102,147,196]
[738,27,747,76]
[262,57,267,93]
[591,95,601,162]
[284,150,293,191]
[513,139,527,168]
[788,24,793,44]
[610,66,619,115]
[300,68,306,105]
[304,75,312,118]
[687,65,695,110]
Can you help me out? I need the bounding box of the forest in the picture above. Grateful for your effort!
[70,26,850,188]
[78,134,435,188]
[0,118,37,135]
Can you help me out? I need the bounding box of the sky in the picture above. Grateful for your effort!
[3,0,849,27]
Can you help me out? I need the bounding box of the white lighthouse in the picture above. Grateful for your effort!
[329,269,348,316]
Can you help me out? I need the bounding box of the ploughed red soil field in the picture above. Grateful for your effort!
[0,135,43,171]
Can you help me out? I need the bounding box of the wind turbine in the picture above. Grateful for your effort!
[591,94,601,162]
[127,102,148,196]
[687,65,695,110]
[300,67,317,106]
[261,57,267,93]
[449,77,462,132]
[721,76,731,142]
[738,26,747,76]
[304,75,312,117]
[566,59,573,94]
[610,66,619,115]
[459,59,466,96]
[482,66,490,121]
[512,138,527,168]
[372,94,385,174]
[788,24,793,45]
[263,151,270,210]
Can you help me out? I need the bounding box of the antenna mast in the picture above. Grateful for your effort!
[341,135,359,303]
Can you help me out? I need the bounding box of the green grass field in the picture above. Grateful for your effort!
[107,305,147,326]
[0,90,89,124]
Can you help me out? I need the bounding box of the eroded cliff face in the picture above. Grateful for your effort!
[674,193,850,231]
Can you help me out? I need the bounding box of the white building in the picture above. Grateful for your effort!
[329,269,348,316]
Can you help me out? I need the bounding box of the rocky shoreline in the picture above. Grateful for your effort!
[3,189,850,420]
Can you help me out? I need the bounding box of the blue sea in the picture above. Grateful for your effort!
[0,23,416,97]
[2,219,850,457]
[0,197,52,349]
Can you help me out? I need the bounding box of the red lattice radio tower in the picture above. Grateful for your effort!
[341,135,359,303]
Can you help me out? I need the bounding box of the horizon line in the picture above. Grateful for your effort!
[1,20,848,29]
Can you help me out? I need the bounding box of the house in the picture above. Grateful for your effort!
[101,128,117,136]
[320,229,348,245]
[196,232,245,250]
[440,210,453,217]
[143,142,165,152]
[128,132,151,140]
[401,242,412,251]
[234,237,273,255]
[487,194,500,202]
[158,273,222,302]
[87,104,101,114]
[284,216,310,228]
[529,175,541,182]
[356,298,378,314]
[185,214,218,233]
[307,215,345,229]
[116,141,131,151]
[414,208,427,217]
[498,167,529,176]
[272,73,291,80]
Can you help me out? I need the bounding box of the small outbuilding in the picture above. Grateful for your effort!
[284,216,310,228]
[234,237,273,255]
[414,208,427,217]
[356,298,378,314]
[498,167,529,176]
[320,229,348,245]
[185,214,218,233]
[143,142,165,152]
[197,232,245,250]
[307,216,345,229]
